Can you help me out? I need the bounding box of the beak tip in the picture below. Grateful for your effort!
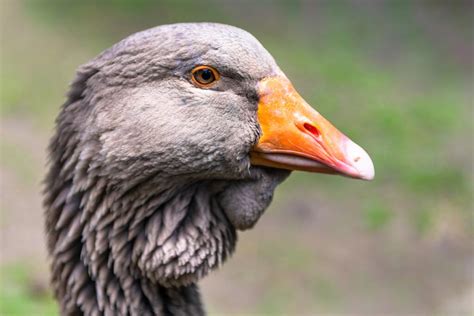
[345,140,375,181]
[358,162,375,181]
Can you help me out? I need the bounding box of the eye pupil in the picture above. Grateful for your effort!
[200,69,212,81]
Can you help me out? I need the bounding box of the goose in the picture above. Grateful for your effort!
[44,23,374,316]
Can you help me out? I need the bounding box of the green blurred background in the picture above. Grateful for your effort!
[0,0,472,315]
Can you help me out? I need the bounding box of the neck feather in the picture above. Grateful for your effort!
[44,127,236,315]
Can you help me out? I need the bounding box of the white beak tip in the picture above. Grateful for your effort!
[345,140,375,181]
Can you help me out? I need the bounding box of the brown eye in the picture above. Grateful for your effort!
[191,66,220,87]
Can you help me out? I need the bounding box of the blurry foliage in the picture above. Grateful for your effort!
[0,138,37,185]
[363,204,394,231]
[412,208,434,235]
[0,264,57,316]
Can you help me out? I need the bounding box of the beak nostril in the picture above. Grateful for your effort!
[303,123,321,138]
[354,156,361,162]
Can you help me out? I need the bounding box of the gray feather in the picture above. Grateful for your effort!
[44,23,289,315]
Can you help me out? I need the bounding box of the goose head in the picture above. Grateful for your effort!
[45,22,374,314]
[81,22,373,186]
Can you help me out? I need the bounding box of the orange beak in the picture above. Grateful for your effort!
[250,76,374,180]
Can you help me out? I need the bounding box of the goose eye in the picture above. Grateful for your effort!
[191,66,220,87]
